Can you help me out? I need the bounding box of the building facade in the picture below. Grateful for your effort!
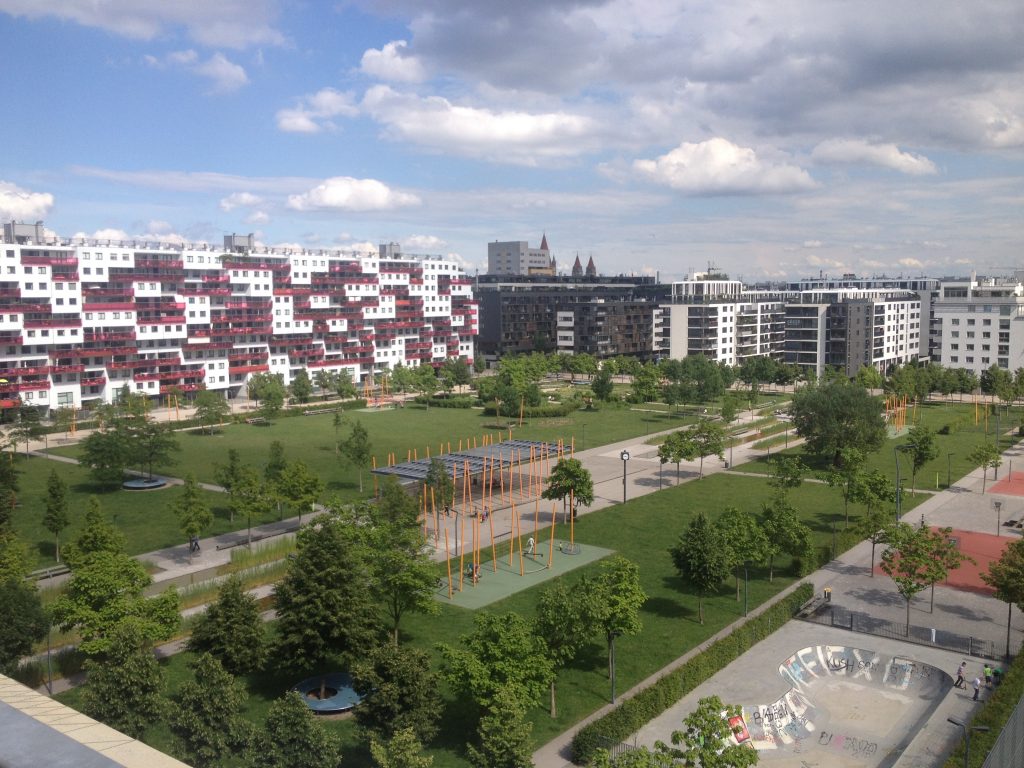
[0,223,477,413]
[486,236,555,276]
[932,276,1024,375]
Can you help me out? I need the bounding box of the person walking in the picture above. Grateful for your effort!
[984,664,993,688]
[972,676,982,702]
[954,661,967,689]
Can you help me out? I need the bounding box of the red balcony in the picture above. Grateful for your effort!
[84,302,136,312]
[202,274,230,283]
[24,317,82,328]
[80,375,107,386]
[228,363,270,374]
[161,382,202,394]
[21,255,78,266]
[136,259,184,270]
[50,364,85,374]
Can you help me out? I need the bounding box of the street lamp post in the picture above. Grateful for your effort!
[743,560,750,617]
[894,447,903,521]
[947,452,953,489]
[620,450,630,504]
[947,717,990,768]
[994,500,1002,536]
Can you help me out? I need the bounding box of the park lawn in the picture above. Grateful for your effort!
[9,455,233,568]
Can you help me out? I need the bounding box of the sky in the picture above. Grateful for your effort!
[0,1,1022,282]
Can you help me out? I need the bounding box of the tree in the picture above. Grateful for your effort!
[169,653,252,768]
[11,406,43,456]
[880,522,933,635]
[823,447,866,528]
[351,643,442,743]
[655,695,758,768]
[187,574,266,675]
[423,458,455,512]
[290,368,313,403]
[0,528,32,582]
[855,364,884,390]
[214,448,244,518]
[194,389,231,434]
[760,495,811,581]
[717,506,769,601]
[342,419,373,493]
[590,556,646,680]
[967,442,1002,494]
[370,728,433,768]
[412,365,438,404]
[670,513,731,624]
[313,369,338,401]
[903,425,938,494]
[0,578,47,674]
[534,579,597,717]
[123,419,179,480]
[542,457,594,519]
[42,467,70,562]
[251,691,343,768]
[440,357,472,393]
[767,456,805,494]
[80,427,130,487]
[273,514,383,668]
[228,465,273,545]
[52,550,179,656]
[265,440,288,518]
[690,420,726,478]
[465,688,534,768]
[853,506,890,577]
[923,526,971,613]
[790,380,886,465]
[248,372,287,418]
[174,475,212,563]
[275,460,323,526]
[982,538,1024,658]
[62,496,125,567]
[81,622,164,739]
[591,367,614,402]
[53,405,76,439]
[631,362,660,403]
[852,468,897,520]
[661,430,697,483]
[335,368,358,400]
[440,611,554,710]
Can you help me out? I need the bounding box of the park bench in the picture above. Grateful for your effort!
[245,416,267,425]
[303,407,342,416]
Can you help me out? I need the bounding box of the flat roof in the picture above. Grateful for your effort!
[372,440,561,482]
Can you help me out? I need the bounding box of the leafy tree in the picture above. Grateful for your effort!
[228,466,274,544]
[11,406,43,456]
[423,458,455,511]
[264,440,288,518]
[194,389,230,434]
[903,425,938,494]
[274,514,383,668]
[719,394,739,428]
[542,457,594,519]
[0,528,32,582]
[390,364,415,396]
[169,653,252,768]
[370,727,433,768]
[174,475,212,563]
[290,368,313,404]
[923,526,972,613]
[967,442,1001,494]
[718,506,769,601]
[342,419,373,493]
[80,427,130,487]
[81,622,164,739]
[790,380,886,465]
[880,523,933,634]
[855,364,884,390]
[590,747,675,768]
[62,496,126,567]
[852,468,897,520]
[53,406,76,438]
[42,467,70,562]
[412,365,438,404]
[853,506,891,577]
[630,362,660,403]
[473,356,486,374]
[590,556,646,680]
[767,456,805,494]
[314,369,338,401]
[465,688,534,768]
[50,550,179,656]
[982,538,1024,658]
[352,643,442,743]
[276,460,323,525]
[760,495,811,581]
[214,448,244,519]
[440,357,472,393]
[654,695,758,768]
[661,430,697,483]
[823,447,866,528]
[251,691,343,768]
[591,367,614,402]
[534,578,597,717]
[187,574,266,675]
[0,577,48,674]
[690,419,726,478]
[670,513,731,624]
[335,368,358,400]
[440,611,554,710]
[124,419,179,480]
[248,372,287,419]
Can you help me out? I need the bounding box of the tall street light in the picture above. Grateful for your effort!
[947,452,954,489]
[894,446,904,521]
[620,450,630,504]
[743,560,750,617]
[946,716,990,768]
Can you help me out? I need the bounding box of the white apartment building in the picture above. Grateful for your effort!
[932,275,1024,375]
[486,236,556,276]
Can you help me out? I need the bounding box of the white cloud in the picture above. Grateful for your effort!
[219,191,262,211]
[146,49,248,92]
[70,226,194,245]
[146,219,173,233]
[403,234,445,251]
[361,85,597,164]
[898,257,925,269]
[276,88,358,133]
[812,139,938,175]
[802,240,824,248]
[244,210,269,225]
[0,180,54,221]
[632,138,816,195]
[287,177,421,212]
[0,0,284,48]
[360,40,426,83]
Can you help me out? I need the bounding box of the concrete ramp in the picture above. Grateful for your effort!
[735,645,950,767]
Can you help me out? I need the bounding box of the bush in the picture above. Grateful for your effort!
[482,400,579,419]
[54,647,86,679]
[413,395,475,409]
[11,659,46,689]
[570,583,813,765]
[939,424,952,435]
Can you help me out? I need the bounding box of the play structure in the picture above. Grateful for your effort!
[373,434,586,600]
[292,672,363,714]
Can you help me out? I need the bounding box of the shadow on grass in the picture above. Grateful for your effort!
[644,595,690,620]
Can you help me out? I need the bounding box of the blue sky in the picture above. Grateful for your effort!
[0,1,1022,281]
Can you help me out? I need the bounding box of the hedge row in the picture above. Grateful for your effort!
[571,582,814,765]
[942,641,1024,768]
[482,400,580,419]
[413,395,476,409]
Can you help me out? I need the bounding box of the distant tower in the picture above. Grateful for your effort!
[571,254,583,277]
[585,255,597,277]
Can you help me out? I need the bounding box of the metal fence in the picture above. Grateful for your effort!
[982,695,1024,768]
[796,601,998,660]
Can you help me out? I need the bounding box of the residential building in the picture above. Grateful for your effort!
[932,274,1024,375]
[0,223,477,413]
[486,236,556,276]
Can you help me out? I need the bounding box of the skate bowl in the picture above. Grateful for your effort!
[734,645,949,767]
[292,672,362,714]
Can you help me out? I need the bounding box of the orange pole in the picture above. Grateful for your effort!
[517,506,525,576]
[444,529,453,599]
[548,510,555,569]
[570,499,575,547]
[509,502,517,565]
[448,441,451,454]
[372,455,378,495]
[534,498,540,539]
[426,446,430,459]
[488,510,498,572]
[414,447,418,460]
[458,509,466,591]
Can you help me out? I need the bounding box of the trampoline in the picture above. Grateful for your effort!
[122,477,167,490]
[292,672,362,714]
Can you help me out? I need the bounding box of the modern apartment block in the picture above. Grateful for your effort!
[486,236,556,276]
[0,222,477,413]
[474,273,667,362]
[932,274,1024,375]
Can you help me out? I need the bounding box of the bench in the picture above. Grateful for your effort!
[303,407,343,416]
[245,416,267,425]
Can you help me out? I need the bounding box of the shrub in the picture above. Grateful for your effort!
[570,583,813,765]
[413,395,475,409]
[12,660,46,689]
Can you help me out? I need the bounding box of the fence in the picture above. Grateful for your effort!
[796,601,998,660]
[981,695,1024,768]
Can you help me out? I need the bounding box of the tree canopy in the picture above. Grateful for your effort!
[670,512,731,624]
[790,380,886,465]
